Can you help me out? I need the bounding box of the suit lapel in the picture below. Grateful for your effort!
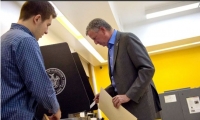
[108,49,111,76]
[113,31,121,70]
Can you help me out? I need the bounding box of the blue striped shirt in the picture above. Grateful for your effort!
[1,23,60,120]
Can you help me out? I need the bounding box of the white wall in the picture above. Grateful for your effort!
[1,1,20,36]
[1,1,90,77]
[1,1,65,46]
[124,10,200,47]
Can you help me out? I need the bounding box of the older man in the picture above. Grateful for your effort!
[86,18,162,120]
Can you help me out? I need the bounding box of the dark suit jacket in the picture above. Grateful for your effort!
[105,31,162,120]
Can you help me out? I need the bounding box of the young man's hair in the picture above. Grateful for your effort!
[86,18,112,35]
[19,1,57,21]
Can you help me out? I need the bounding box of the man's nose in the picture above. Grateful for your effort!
[44,29,48,34]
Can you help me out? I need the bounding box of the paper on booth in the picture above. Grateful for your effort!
[99,88,137,120]
[186,96,200,114]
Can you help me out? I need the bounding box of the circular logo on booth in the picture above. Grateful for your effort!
[46,68,66,95]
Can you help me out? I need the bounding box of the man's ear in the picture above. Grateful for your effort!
[99,26,106,34]
[99,26,105,31]
[33,14,42,24]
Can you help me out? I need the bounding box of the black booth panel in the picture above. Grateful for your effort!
[72,52,98,111]
[36,43,90,119]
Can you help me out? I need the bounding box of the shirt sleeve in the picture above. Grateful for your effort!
[14,37,60,114]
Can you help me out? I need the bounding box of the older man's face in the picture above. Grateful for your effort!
[87,28,109,47]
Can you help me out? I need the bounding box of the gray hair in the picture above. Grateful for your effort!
[86,18,112,35]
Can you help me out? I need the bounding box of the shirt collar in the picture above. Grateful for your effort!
[11,23,34,37]
[107,29,117,49]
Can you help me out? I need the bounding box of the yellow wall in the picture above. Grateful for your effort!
[93,65,111,91]
[151,46,200,93]
[93,65,110,120]
[92,45,200,120]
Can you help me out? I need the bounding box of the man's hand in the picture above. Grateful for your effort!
[48,109,61,120]
[112,95,130,108]
[93,93,100,104]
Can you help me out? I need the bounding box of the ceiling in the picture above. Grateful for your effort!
[15,1,200,66]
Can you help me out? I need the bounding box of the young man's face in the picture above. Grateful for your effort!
[34,15,53,40]
[87,28,109,47]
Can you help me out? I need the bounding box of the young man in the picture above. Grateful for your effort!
[1,2,61,120]
[86,18,162,120]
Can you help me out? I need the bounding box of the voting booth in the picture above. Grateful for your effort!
[35,43,97,119]
[159,87,200,120]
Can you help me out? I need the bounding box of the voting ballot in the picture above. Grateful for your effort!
[99,88,137,120]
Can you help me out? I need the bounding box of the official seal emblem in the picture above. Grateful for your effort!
[46,68,66,95]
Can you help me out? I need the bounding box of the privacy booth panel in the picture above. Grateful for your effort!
[72,52,98,111]
[35,43,96,119]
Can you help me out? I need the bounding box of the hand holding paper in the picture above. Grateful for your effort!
[98,88,137,120]
[112,94,130,108]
